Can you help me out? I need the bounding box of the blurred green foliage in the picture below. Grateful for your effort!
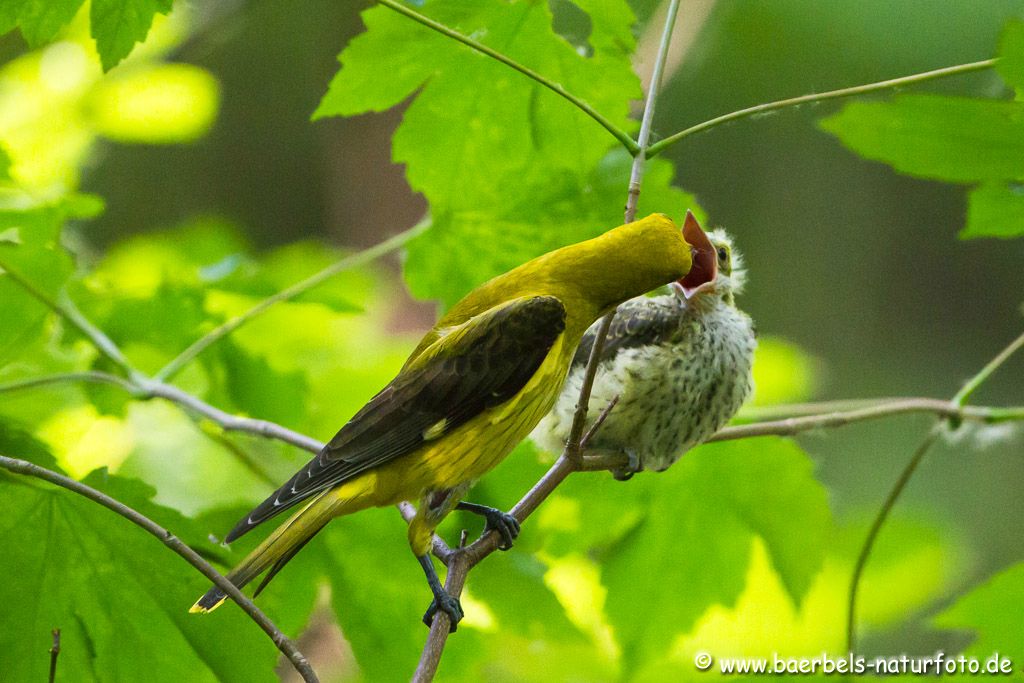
[0,1,1021,682]
[821,22,1024,240]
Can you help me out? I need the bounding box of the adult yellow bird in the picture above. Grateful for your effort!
[191,213,707,629]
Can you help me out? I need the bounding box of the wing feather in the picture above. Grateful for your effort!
[225,295,566,542]
[571,295,682,367]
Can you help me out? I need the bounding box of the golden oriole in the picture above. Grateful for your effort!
[191,213,709,629]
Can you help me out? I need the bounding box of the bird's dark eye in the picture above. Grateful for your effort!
[717,247,728,262]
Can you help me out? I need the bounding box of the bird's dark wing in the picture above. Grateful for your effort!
[225,295,566,542]
[571,296,682,368]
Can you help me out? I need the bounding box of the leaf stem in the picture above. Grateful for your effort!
[952,331,1024,407]
[48,628,60,683]
[646,58,998,157]
[0,455,320,683]
[845,426,941,653]
[0,371,140,396]
[155,221,428,382]
[0,262,136,378]
[376,0,638,155]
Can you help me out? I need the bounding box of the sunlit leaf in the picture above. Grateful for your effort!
[316,0,638,206]
[661,538,845,673]
[934,562,1024,668]
[37,402,135,477]
[0,451,280,682]
[90,0,174,71]
[600,437,832,668]
[997,21,1024,92]
[0,0,84,48]
[89,63,219,142]
[962,183,1024,239]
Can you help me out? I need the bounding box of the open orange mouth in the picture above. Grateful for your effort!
[677,210,717,299]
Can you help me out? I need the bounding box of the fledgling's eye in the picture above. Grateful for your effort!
[717,247,728,263]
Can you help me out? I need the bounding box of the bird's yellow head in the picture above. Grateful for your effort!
[435,212,711,341]
[536,212,704,319]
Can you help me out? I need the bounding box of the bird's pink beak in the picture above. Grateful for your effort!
[676,210,717,299]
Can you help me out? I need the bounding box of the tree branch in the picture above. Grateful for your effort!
[577,398,1024,472]
[376,0,639,155]
[0,455,319,683]
[645,58,997,157]
[154,221,428,382]
[133,378,324,453]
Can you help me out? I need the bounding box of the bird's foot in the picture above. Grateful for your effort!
[457,502,520,550]
[422,592,464,632]
[612,449,640,481]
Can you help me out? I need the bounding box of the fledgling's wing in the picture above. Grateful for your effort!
[571,296,682,368]
[225,295,566,542]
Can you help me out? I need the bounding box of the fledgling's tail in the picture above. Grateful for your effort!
[191,490,336,613]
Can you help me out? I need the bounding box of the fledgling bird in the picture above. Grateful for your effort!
[532,212,756,479]
[190,213,710,630]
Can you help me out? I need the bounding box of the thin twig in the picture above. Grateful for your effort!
[0,372,141,396]
[580,394,620,450]
[846,426,941,653]
[376,0,638,155]
[134,379,324,453]
[0,263,137,378]
[0,455,319,683]
[952,331,1024,407]
[0,371,325,453]
[645,58,998,157]
[625,0,681,216]
[48,628,60,683]
[563,313,617,467]
[154,222,428,382]
[708,399,1019,440]
[846,330,1024,652]
[411,4,682,680]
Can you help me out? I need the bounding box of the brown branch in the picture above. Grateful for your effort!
[0,455,319,683]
